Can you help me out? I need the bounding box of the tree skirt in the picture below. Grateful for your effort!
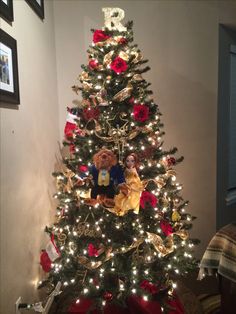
[68,295,184,314]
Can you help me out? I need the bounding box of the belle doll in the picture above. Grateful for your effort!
[111,153,145,216]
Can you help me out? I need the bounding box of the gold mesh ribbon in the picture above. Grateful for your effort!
[112,83,133,102]
[147,229,189,256]
[82,82,93,91]
[103,51,114,67]
[79,71,90,81]
[131,74,144,82]
[132,51,143,63]
[119,51,129,61]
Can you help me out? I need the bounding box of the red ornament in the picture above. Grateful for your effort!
[103,291,113,301]
[160,220,173,236]
[129,97,135,104]
[69,144,75,154]
[110,57,128,74]
[140,191,158,209]
[133,104,149,122]
[93,30,110,43]
[83,107,100,121]
[118,37,128,45]
[167,157,176,167]
[79,165,88,172]
[89,59,99,69]
[88,243,99,257]
[40,251,52,272]
[140,280,158,295]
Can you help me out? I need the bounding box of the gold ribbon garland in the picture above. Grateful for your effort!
[103,51,114,67]
[119,51,129,62]
[147,229,189,256]
[112,83,133,102]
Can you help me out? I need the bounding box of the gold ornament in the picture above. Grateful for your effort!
[112,83,133,102]
[172,211,181,222]
[103,51,114,67]
[94,113,140,161]
[59,169,75,194]
[96,88,108,106]
[57,233,67,245]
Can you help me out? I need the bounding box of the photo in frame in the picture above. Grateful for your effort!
[0,29,20,104]
[25,0,44,20]
[0,0,14,23]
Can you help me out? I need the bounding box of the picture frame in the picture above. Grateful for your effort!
[0,0,14,23]
[25,0,44,20]
[0,29,20,104]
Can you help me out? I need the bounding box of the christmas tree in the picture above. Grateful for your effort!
[39,8,198,313]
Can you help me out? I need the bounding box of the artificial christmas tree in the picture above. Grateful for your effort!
[39,8,199,314]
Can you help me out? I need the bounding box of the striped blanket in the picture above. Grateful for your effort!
[198,222,236,283]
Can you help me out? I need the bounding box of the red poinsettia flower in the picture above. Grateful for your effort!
[140,280,158,294]
[89,59,99,69]
[40,251,52,272]
[83,107,100,121]
[93,30,110,43]
[160,220,173,236]
[79,165,88,172]
[167,157,176,167]
[133,104,149,122]
[88,243,99,257]
[110,56,128,74]
[140,191,158,209]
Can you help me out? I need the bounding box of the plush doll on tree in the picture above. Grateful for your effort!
[84,148,128,207]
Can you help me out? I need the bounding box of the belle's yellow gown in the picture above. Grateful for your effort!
[111,168,144,216]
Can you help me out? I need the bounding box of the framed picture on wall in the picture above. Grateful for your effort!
[0,0,14,23]
[25,0,44,20]
[0,29,20,104]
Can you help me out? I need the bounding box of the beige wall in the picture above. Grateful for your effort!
[53,0,236,256]
[0,0,59,313]
[1,0,236,313]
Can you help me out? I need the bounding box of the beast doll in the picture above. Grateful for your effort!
[88,148,128,206]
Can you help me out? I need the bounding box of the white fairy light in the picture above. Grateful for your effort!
[172,282,177,289]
